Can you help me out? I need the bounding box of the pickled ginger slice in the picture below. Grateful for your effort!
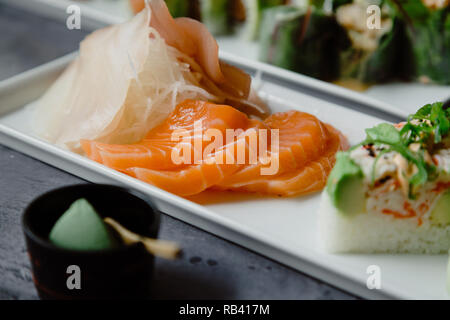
[147,0,270,117]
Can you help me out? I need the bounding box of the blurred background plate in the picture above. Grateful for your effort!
[2,0,449,118]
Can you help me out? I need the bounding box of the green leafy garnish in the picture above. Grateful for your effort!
[364,123,428,194]
[366,123,401,144]
[404,102,450,144]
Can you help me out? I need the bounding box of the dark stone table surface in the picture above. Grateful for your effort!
[0,4,356,300]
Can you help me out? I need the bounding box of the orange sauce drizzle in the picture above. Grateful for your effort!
[432,182,450,193]
[381,201,416,220]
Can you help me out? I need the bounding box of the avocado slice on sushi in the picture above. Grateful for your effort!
[430,191,450,226]
[327,152,366,216]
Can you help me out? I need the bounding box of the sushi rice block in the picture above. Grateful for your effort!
[319,102,450,253]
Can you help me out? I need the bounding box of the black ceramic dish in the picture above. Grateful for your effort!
[22,184,160,300]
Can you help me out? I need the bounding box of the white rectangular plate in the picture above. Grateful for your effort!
[3,0,449,119]
[0,55,448,300]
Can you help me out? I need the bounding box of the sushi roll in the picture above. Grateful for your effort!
[319,102,450,253]
[200,0,233,35]
[392,0,450,84]
[130,0,290,36]
[259,5,350,81]
[335,0,401,83]
[238,0,289,39]
[165,0,199,18]
[200,0,289,38]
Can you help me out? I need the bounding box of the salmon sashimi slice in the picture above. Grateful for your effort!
[81,100,253,171]
[82,99,348,197]
[81,140,189,171]
[214,124,348,196]
[125,131,256,196]
[214,110,332,187]
[145,100,250,139]
[265,111,330,161]
[212,153,334,196]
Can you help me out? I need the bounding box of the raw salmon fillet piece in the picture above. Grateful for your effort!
[125,133,252,195]
[82,100,348,197]
[214,111,332,188]
[81,100,251,171]
[214,124,349,196]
